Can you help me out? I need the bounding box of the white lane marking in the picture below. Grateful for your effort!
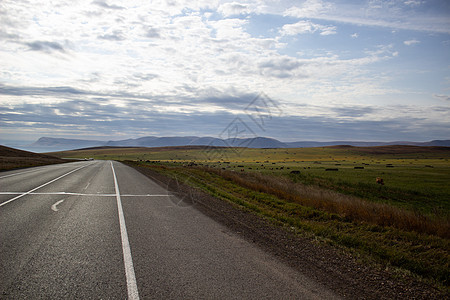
[0,192,115,196]
[0,163,91,208]
[51,199,65,211]
[110,161,140,300]
[0,192,170,197]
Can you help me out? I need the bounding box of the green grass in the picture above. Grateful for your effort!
[53,146,450,217]
[53,145,450,288]
[284,163,449,216]
[125,161,450,289]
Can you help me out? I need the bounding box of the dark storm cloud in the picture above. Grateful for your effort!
[0,83,158,103]
[332,106,375,117]
[1,83,448,142]
[2,98,448,142]
[433,94,450,102]
[0,100,235,137]
[0,84,88,96]
[260,115,446,142]
[0,82,254,110]
[25,41,65,53]
[200,93,259,110]
[0,83,163,107]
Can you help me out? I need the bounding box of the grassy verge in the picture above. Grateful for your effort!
[52,145,450,217]
[126,160,449,290]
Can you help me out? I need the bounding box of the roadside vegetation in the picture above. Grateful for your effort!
[54,145,450,216]
[53,145,450,289]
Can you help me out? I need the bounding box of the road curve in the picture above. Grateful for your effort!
[0,160,339,299]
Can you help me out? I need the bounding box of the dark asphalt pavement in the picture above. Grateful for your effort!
[0,160,338,299]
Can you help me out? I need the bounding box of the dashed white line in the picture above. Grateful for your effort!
[110,161,140,300]
[0,164,90,208]
[51,199,65,211]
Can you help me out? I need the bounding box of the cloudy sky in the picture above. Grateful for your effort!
[1,0,449,145]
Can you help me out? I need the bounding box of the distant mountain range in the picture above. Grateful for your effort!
[23,136,450,152]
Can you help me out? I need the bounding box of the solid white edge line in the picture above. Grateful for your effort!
[0,163,91,208]
[110,161,140,300]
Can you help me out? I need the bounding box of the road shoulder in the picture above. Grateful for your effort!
[126,162,445,300]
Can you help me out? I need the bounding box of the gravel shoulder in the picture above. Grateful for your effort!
[128,163,446,299]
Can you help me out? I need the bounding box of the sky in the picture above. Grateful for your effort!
[0,0,449,145]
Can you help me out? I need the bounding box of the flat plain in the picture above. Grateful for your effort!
[52,145,450,290]
[53,145,450,214]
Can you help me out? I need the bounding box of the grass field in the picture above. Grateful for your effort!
[53,145,450,216]
[52,145,450,289]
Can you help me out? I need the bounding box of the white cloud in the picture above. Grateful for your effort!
[283,1,450,34]
[319,25,337,35]
[403,0,423,7]
[404,39,420,46]
[209,18,250,39]
[218,2,254,17]
[0,0,448,142]
[283,0,332,18]
[281,21,315,35]
[280,20,336,36]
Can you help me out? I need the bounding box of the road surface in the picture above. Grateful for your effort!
[0,160,339,299]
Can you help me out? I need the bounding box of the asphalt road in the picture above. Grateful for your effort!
[0,160,339,299]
